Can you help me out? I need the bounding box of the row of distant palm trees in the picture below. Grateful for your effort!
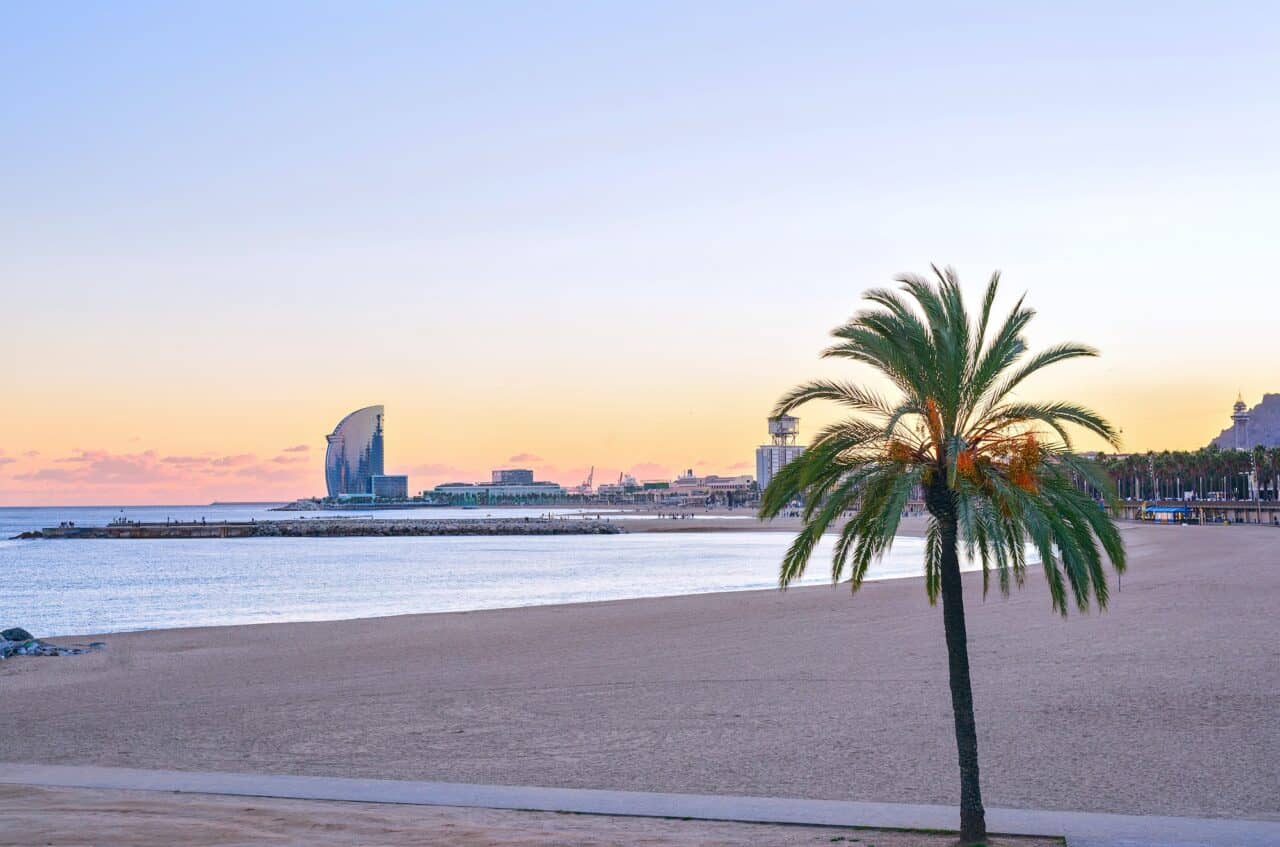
[1096,445,1280,501]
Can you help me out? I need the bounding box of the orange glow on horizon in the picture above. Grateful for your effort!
[1,366,1267,505]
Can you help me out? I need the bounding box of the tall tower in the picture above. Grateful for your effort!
[1232,394,1250,451]
[370,410,385,480]
[756,416,804,491]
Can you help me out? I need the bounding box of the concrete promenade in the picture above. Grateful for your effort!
[2,763,1276,847]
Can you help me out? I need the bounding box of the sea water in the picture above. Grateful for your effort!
[1,505,971,637]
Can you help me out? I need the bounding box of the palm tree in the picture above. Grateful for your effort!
[1270,447,1280,505]
[760,268,1126,846]
[1252,444,1267,493]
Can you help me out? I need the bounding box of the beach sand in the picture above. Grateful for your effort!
[0,785,1058,847]
[2,523,1276,832]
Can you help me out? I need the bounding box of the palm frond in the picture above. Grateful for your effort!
[763,266,1125,618]
[772,380,894,419]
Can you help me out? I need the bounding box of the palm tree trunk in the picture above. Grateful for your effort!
[939,515,987,844]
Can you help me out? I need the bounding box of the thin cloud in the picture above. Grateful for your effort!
[55,450,104,464]
[211,453,256,468]
[233,463,308,481]
[508,452,541,463]
[16,467,81,482]
[272,454,309,464]
[629,462,672,480]
[282,444,310,453]
[18,449,171,485]
[161,455,210,466]
[15,448,276,487]
[10,446,318,500]
[407,463,470,481]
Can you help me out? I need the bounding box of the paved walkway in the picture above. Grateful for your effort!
[2,763,1276,846]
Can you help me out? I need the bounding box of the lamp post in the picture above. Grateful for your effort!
[1253,453,1262,525]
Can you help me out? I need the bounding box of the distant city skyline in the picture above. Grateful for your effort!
[2,393,1273,506]
[3,3,1279,504]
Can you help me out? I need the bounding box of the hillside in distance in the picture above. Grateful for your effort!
[1209,393,1280,449]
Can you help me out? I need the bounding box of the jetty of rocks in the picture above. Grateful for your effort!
[15,518,625,540]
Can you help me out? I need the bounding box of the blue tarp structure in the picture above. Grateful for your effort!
[1142,505,1192,522]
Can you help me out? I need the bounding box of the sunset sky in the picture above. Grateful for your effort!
[3,3,1278,505]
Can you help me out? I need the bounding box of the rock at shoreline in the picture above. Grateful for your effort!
[0,628,106,660]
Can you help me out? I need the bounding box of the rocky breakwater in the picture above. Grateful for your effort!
[0,627,105,660]
[19,518,627,539]
[251,518,627,537]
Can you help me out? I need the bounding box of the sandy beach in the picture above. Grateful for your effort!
[2,522,1276,838]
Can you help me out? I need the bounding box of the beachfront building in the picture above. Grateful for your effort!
[371,474,409,499]
[756,415,805,491]
[704,474,754,503]
[491,468,535,484]
[324,405,385,498]
[655,469,754,507]
[591,478,676,504]
[433,479,566,503]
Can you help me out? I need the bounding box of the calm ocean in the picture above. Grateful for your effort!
[1,505,969,638]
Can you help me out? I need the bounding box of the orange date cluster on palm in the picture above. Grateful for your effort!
[887,440,916,463]
[963,432,1043,494]
[884,425,1044,497]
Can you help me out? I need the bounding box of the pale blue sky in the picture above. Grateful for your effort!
[3,3,1279,501]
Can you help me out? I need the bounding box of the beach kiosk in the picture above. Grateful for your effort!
[1141,504,1193,524]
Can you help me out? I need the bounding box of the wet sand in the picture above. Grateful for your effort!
[2,523,1276,826]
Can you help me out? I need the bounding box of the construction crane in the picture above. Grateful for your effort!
[575,466,594,496]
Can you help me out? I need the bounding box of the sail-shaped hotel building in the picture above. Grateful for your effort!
[324,405,385,497]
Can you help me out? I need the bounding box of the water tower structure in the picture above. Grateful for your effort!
[768,415,799,446]
[756,416,805,491]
